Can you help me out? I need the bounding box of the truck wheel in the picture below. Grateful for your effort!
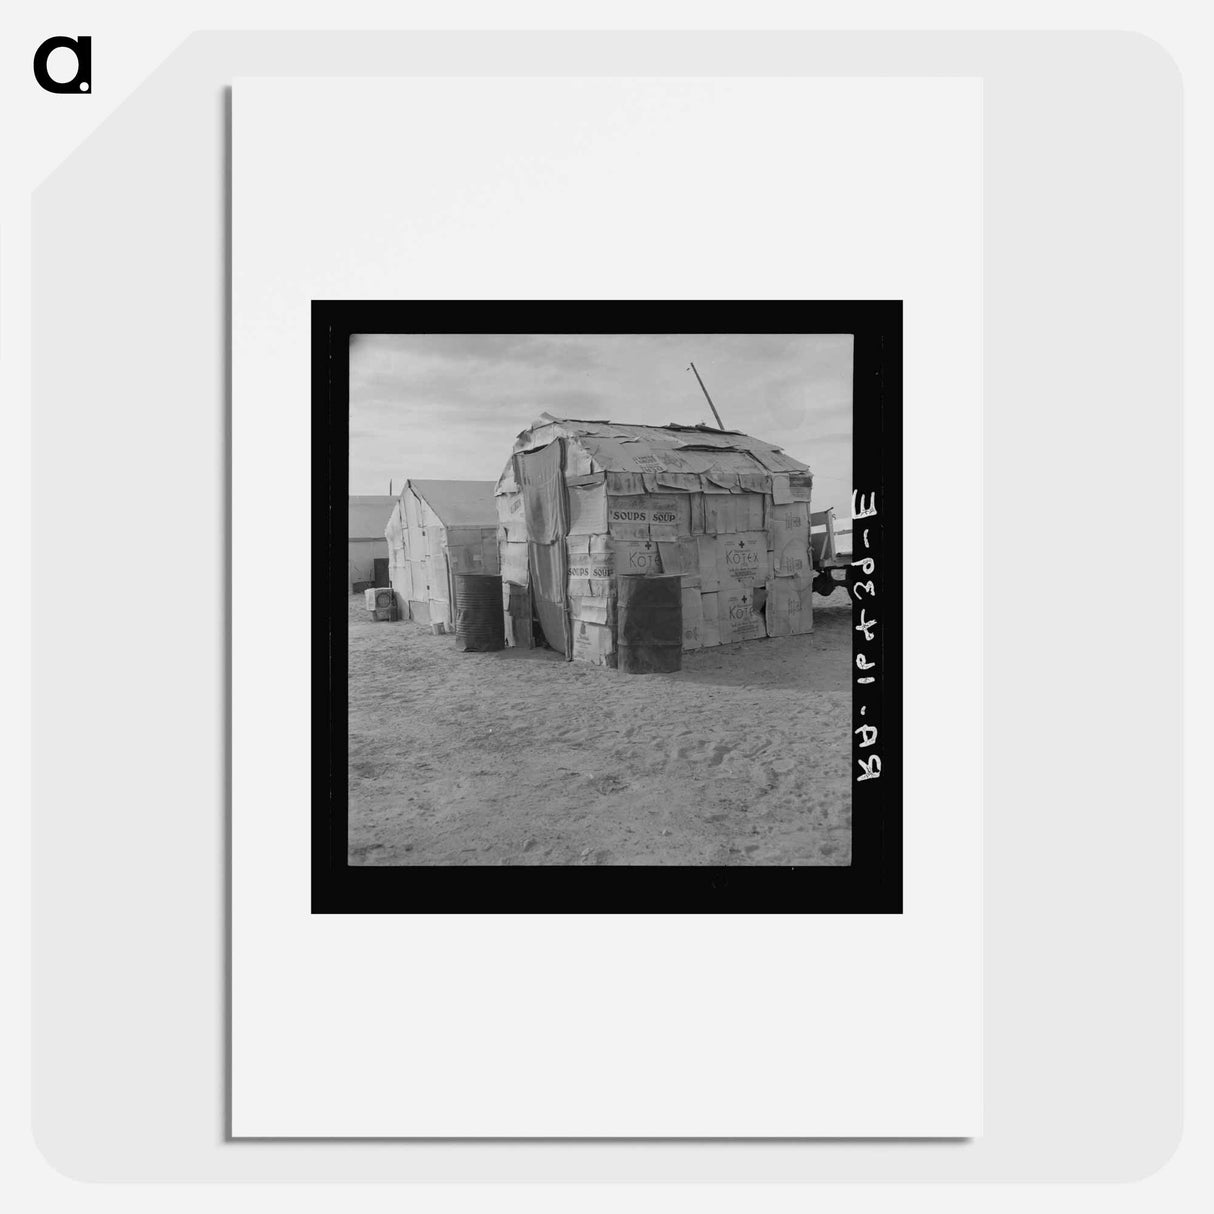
[813,573,836,597]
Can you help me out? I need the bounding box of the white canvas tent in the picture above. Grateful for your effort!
[348,495,396,593]
[385,480,499,628]
[495,413,815,665]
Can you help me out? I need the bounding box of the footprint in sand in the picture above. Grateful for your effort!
[667,739,732,768]
[750,758,796,787]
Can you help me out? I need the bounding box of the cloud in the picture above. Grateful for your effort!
[347,332,853,511]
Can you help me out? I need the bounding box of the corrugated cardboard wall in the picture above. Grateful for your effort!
[561,476,814,664]
[495,445,816,664]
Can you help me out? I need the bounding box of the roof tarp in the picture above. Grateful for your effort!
[516,418,809,476]
[580,439,777,478]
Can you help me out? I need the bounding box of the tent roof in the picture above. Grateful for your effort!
[348,495,397,541]
[406,479,498,526]
[514,414,810,475]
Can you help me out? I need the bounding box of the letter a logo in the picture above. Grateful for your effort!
[34,35,92,93]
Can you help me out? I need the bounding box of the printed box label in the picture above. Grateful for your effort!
[716,532,770,585]
[722,588,765,642]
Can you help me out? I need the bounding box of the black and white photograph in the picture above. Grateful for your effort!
[316,302,901,909]
[28,16,1201,1177]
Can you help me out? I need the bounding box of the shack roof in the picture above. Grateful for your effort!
[406,479,498,527]
[511,413,811,476]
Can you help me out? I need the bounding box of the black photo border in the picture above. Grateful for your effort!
[313,301,902,913]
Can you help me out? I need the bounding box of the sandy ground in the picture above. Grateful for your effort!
[347,592,852,866]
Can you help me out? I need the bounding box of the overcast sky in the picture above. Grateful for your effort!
[348,333,853,518]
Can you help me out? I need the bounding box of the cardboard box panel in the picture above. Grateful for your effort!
[721,586,765,643]
[605,471,646,497]
[606,493,690,540]
[753,449,810,474]
[567,534,616,597]
[716,532,770,588]
[654,472,701,493]
[606,496,651,540]
[656,537,699,576]
[570,595,615,627]
[649,494,692,540]
[699,591,721,647]
[502,581,533,649]
[703,492,765,534]
[766,577,814,636]
[771,502,812,579]
[681,587,703,651]
[571,619,616,666]
[611,538,663,577]
[565,444,596,478]
[688,493,706,535]
[696,535,720,591]
[568,479,608,535]
[788,473,814,503]
[496,490,527,539]
[500,541,530,587]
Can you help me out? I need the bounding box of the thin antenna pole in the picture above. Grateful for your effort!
[389,478,393,497]
[688,361,726,430]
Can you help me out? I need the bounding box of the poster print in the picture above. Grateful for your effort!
[313,302,901,913]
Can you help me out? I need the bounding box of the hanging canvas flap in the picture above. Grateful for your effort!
[516,441,568,544]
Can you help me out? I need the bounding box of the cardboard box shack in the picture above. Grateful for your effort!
[494,414,816,664]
